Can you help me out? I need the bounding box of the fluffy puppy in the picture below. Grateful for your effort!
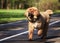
[25,7,41,40]
[24,7,53,41]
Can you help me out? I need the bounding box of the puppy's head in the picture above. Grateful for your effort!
[25,7,41,22]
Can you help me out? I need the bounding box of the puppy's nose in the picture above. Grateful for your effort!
[34,16,37,21]
[34,16,37,18]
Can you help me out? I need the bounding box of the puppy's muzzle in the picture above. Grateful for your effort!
[34,16,37,21]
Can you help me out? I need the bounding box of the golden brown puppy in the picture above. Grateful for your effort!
[24,7,53,41]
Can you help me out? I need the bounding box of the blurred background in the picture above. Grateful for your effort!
[0,0,60,24]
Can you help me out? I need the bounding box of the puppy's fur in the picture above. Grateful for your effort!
[24,7,53,41]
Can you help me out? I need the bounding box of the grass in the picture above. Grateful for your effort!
[0,9,26,24]
[0,9,25,13]
[0,18,26,24]
[54,10,60,13]
[0,12,25,18]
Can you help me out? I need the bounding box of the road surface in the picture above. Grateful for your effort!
[0,14,60,43]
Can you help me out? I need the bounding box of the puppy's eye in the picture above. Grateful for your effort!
[28,13,31,16]
[28,13,33,17]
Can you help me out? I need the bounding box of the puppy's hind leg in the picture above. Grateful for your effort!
[41,23,49,42]
[37,29,43,36]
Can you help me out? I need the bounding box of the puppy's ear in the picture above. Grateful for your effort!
[24,8,31,17]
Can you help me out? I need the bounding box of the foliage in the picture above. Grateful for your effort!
[0,0,59,10]
[36,0,59,11]
[26,0,59,11]
[26,0,36,7]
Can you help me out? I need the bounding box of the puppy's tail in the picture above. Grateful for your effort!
[45,9,53,16]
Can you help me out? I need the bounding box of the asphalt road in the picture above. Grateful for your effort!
[0,14,60,43]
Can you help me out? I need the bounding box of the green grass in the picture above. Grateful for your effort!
[0,12,25,18]
[55,10,60,13]
[0,9,26,24]
[0,9,25,13]
[0,18,26,24]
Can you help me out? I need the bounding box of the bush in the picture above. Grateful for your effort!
[35,0,59,11]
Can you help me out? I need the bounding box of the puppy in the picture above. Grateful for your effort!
[24,7,53,41]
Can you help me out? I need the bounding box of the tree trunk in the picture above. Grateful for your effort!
[6,0,11,9]
[3,0,7,9]
[0,0,4,9]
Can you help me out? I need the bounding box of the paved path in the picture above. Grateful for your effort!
[0,14,60,43]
